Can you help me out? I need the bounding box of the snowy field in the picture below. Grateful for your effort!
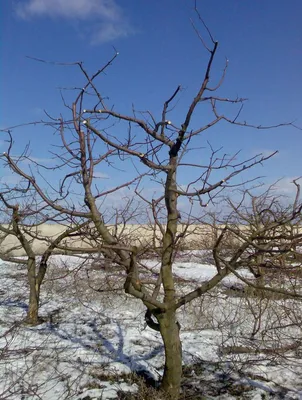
[1,254,302,399]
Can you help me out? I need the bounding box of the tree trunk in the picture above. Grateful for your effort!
[25,258,41,325]
[26,283,40,325]
[157,154,182,398]
[158,310,182,399]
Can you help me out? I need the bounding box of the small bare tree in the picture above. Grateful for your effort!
[0,182,90,325]
[217,180,302,288]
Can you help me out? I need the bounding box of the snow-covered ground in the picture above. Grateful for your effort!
[1,255,302,399]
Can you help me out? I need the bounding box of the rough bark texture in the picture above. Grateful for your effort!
[159,157,183,398]
[158,310,182,399]
[26,257,41,325]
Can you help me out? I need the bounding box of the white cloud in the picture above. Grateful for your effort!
[15,0,119,20]
[0,175,23,185]
[93,171,109,179]
[27,156,55,165]
[90,21,131,44]
[15,0,134,44]
[274,176,301,195]
[9,156,54,166]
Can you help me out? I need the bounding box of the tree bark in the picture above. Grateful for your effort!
[26,257,41,325]
[27,284,40,325]
[158,310,182,399]
[157,154,182,398]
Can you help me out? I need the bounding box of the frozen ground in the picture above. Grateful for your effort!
[0,255,302,399]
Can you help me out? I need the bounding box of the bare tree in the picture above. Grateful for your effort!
[0,182,90,325]
[1,11,301,399]
[215,180,302,289]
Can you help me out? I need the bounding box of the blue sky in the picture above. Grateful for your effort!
[1,0,302,202]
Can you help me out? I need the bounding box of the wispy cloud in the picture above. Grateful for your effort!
[251,149,279,159]
[1,174,23,185]
[7,156,55,168]
[93,171,109,179]
[274,176,301,195]
[90,21,132,45]
[14,0,134,44]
